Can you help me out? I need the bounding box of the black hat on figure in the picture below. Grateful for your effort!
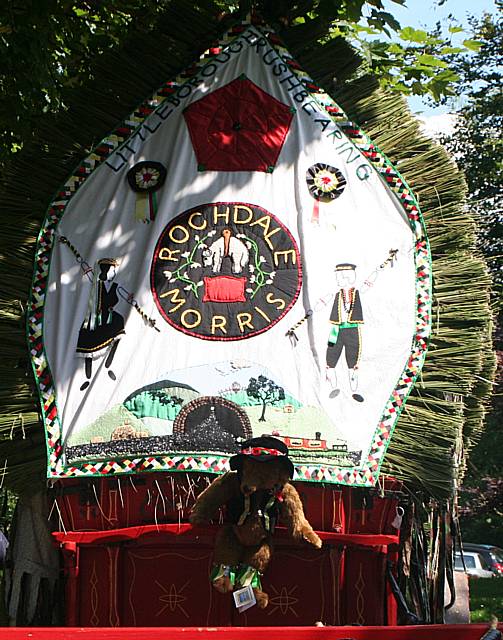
[229,436,294,478]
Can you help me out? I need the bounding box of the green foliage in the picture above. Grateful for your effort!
[469,578,503,622]
[460,478,503,548]
[449,6,503,550]
[0,0,164,167]
[459,359,503,547]
[441,8,503,301]
[0,0,477,169]
[327,15,478,102]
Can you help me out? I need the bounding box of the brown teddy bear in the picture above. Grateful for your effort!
[189,436,322,609]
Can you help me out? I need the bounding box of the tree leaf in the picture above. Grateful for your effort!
[399,26,429,43]
[462,39,483,51]
[370,10,401,32]
[416,54,449,68]
[388,43,404,54]
[440,46,465,54]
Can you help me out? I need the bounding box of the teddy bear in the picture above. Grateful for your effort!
[189,436,322,609]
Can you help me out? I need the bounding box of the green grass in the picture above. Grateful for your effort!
[470,578,503,622]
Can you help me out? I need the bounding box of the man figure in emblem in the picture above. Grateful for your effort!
[76,258,125,391]
[326,263,364,402]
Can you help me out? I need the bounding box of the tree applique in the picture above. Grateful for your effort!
[147,391,184,409]
[246,375,285,422]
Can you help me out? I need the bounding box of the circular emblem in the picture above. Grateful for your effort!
[306,163,346,202]
[127,161,167,193]
[151,202,302,340]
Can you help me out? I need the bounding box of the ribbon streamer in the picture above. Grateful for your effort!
[134,191,158,223]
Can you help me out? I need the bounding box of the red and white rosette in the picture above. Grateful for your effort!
[306,163,347,224]
[127,161,167,223]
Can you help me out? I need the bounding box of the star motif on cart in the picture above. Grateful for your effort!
[267,583,299,617]
[155,579,190,618]
[183,75,295,172]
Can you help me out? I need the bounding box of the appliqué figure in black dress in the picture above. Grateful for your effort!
[76,258,125,391]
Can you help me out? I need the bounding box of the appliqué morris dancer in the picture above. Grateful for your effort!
[76,258,125,391]
[326,263,364,402]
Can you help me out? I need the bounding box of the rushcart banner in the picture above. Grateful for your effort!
[29,18,431,483]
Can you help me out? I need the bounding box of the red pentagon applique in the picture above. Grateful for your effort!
[183,75,294,172]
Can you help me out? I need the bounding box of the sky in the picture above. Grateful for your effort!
[378,0,499,135]
[383,0,497,32]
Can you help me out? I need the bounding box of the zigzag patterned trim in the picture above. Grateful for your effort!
[27,16,431,486]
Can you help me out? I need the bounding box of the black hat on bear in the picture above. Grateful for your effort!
[229,436,294,478]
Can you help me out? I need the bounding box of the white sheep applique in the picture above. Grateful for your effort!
[203,228,250,274]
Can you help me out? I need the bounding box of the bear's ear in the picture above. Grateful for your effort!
[229,453,243,473]
[279,457,294,481]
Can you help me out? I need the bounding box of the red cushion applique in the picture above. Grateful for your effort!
[202,275,247,303]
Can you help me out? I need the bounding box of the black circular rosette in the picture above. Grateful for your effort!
[306,163,347,202]
[127,161,167,193]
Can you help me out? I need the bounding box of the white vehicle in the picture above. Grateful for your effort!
[454,551,494,578]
